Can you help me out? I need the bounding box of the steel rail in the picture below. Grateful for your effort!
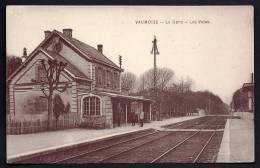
[196,116,221,130]
[192,131,216,163]
[102,117,226,163]
[150,131,200,163]
[53,130,159,163]
[98,131,176,163]
[180,117,214,129]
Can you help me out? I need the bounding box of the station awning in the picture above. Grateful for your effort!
[94,91,153,103]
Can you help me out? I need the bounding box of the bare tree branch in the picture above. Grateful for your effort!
[121,72,137,92]
[137,67,174,92]
[37,59,67,129]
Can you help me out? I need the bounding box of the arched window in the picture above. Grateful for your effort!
[82,96,101,117]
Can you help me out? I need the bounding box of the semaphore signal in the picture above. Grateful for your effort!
[151,35,159,91]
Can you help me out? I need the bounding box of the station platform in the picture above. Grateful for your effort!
[7,115,200,162]
[216,114,254,163]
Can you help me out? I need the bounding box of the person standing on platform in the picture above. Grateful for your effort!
[139,111,144,127]
[117,104,122,127]
[131,112,136,126]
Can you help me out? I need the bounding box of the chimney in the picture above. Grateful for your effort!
[251,73,254,83]
[97,44,103,53]
[21,47,27,62]
[44,30,51,39]
[63,29,72,38]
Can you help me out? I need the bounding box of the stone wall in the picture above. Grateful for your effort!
[8,51,74,121]
[102,96,113,128]
[12,85,73,121]
[77,93,113,128]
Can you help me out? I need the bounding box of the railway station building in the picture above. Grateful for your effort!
[7,29,153,128]
[242,73,254,112]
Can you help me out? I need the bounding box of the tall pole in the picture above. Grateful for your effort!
[119,55,122,93]
[151,36,159,91]
[154,47,156,90]
[151,36,160,119]
[119,55,122,68]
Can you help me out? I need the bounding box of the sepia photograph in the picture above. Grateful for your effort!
[6,6,254,163]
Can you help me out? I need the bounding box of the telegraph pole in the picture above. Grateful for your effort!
[119,55,122,68]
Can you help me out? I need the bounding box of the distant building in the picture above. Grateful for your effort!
[242,73,254,112]
[7,29,152,128]
[198,109,206,116]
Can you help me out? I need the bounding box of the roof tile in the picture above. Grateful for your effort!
[43,49,90,80]
[55,30,121,70]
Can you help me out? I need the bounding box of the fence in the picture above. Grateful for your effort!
[233,112,254,120]
[6,114,80,135]
[79,116,106,129]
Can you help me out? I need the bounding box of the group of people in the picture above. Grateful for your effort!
[117,104,145,127]
[130,111,144,127]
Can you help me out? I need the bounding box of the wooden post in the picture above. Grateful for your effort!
[125,104,128,126]
[149,103,152,121]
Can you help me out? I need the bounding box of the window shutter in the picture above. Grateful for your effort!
[102,69,105,86]
[112,72,115,88]
[95,67,98,85]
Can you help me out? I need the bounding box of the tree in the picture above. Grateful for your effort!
[138,68,154,91]
[157,67,175,91]
[174,76,193,93]
[53,94,65,128]
[138,74,147,92]
[231,89,248,111]
[37,59,67,129]
[183,76,193,92]
[138,67,174,92]
[121,72,137,92]
[6,56,22,115]
[7,56,22,77]
[136,67,174,120]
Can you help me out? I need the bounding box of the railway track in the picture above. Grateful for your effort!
[16,128,157,163]
[80,130,219,163]
[14,116,227,163]
[164,116,228,130]
[150,131,217,163]
[59,131,174,163]
[195,131,224,163]
[58,119,222,163]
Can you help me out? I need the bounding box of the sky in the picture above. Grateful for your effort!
[6,6,254,104]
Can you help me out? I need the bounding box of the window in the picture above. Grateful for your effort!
[82,96,101,117]
[95,67,98,85]
[95,66,102,86]
[113,72,119,89]
[97,67,102,85]
[102,69,106,86]
[106,70,111,87]
[36,64,47,82]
